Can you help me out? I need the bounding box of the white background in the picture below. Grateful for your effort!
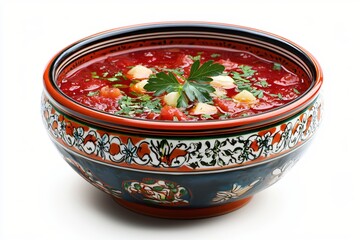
[1,0,359,239]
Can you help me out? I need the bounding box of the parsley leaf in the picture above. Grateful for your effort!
[144,60,225,108]
[145,72,182,96]
[188,60,225,82]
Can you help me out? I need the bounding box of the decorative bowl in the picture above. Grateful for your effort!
[42,22,323,219]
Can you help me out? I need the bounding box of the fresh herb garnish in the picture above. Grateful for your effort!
[270,93,284,100]
[238,65,256,77]
[201,114,213,119]
[144,60,225,108]
[158,67,184,75]
[252,89,264,98]
[91,71,125,82]
[231,65,265,98]
[188,54,202,61]
[116,96,162,117]
[293,88,300,94]
[259,79,269,87]
[112,83,128,88]
[219,112,231,120]
[87,91,99,96]
[273,63,282,70]
[211,53,221,58]
[232,71,251,82]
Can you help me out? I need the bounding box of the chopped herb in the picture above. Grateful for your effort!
[238,65,256,78]
[87,91,99,96]
[173,116,179,121]
[252,89,264,98]
[114,71,124,77]
[293,88,300,94]
[188,54,202,61]
[112,83,128,88]
[106,77,119,82]
[158,67,184,75]
[273,63,282,70]
[139,94,152,102]
[211,53,221,58]
[269,93,284,100]
[201,114,213,119]
[116,96,162,117]
[145,60,225,108]
[91,72,100,78]
[219,112,231,120]
[90,71,125,82]
[236,82,253,92]
[232,71,250,82]
[259,80,269,87]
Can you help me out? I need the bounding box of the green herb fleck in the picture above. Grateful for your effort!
[238,65,256,78]
[114,71,124,78]
[91,72,100,78]
[259,80,269,87]
[211,53,221,58]
[106,77,119,82]
[252,89,264,99]
[112,84,128,88]
[158,67,184,75]
[91,71,125,82]
[87,91,99,97]
[273,63,282,71]
[188,54,202,61]
[201,114,213,119]
[293,88,300,94]
[232,71,250,82]
[219,112,231,120]
[116,96,162,117]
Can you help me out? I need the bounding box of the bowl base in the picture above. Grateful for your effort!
[112,196,253,219]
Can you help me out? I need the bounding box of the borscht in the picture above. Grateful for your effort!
[58,46,311,121]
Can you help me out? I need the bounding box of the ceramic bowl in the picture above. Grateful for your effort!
[42,22,323,219]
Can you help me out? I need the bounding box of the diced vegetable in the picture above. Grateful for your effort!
[190,102,218,115]
[233,90,257,104]
[127,65,153,79]
[210,76,236,89]
[99,86,122,99]
[164,92,180,107]
[130,80,148,93]
[159,106,188,121]
[210,87,227,97]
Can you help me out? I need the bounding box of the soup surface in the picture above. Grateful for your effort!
[58,46,311,121]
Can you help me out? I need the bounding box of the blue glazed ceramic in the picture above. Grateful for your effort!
[42,22,323,219]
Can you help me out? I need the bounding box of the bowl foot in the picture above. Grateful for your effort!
[112,196,253,219]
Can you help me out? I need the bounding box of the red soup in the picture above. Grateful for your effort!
[58,46,311,121]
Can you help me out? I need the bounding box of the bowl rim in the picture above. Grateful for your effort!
[43,21,323,132]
